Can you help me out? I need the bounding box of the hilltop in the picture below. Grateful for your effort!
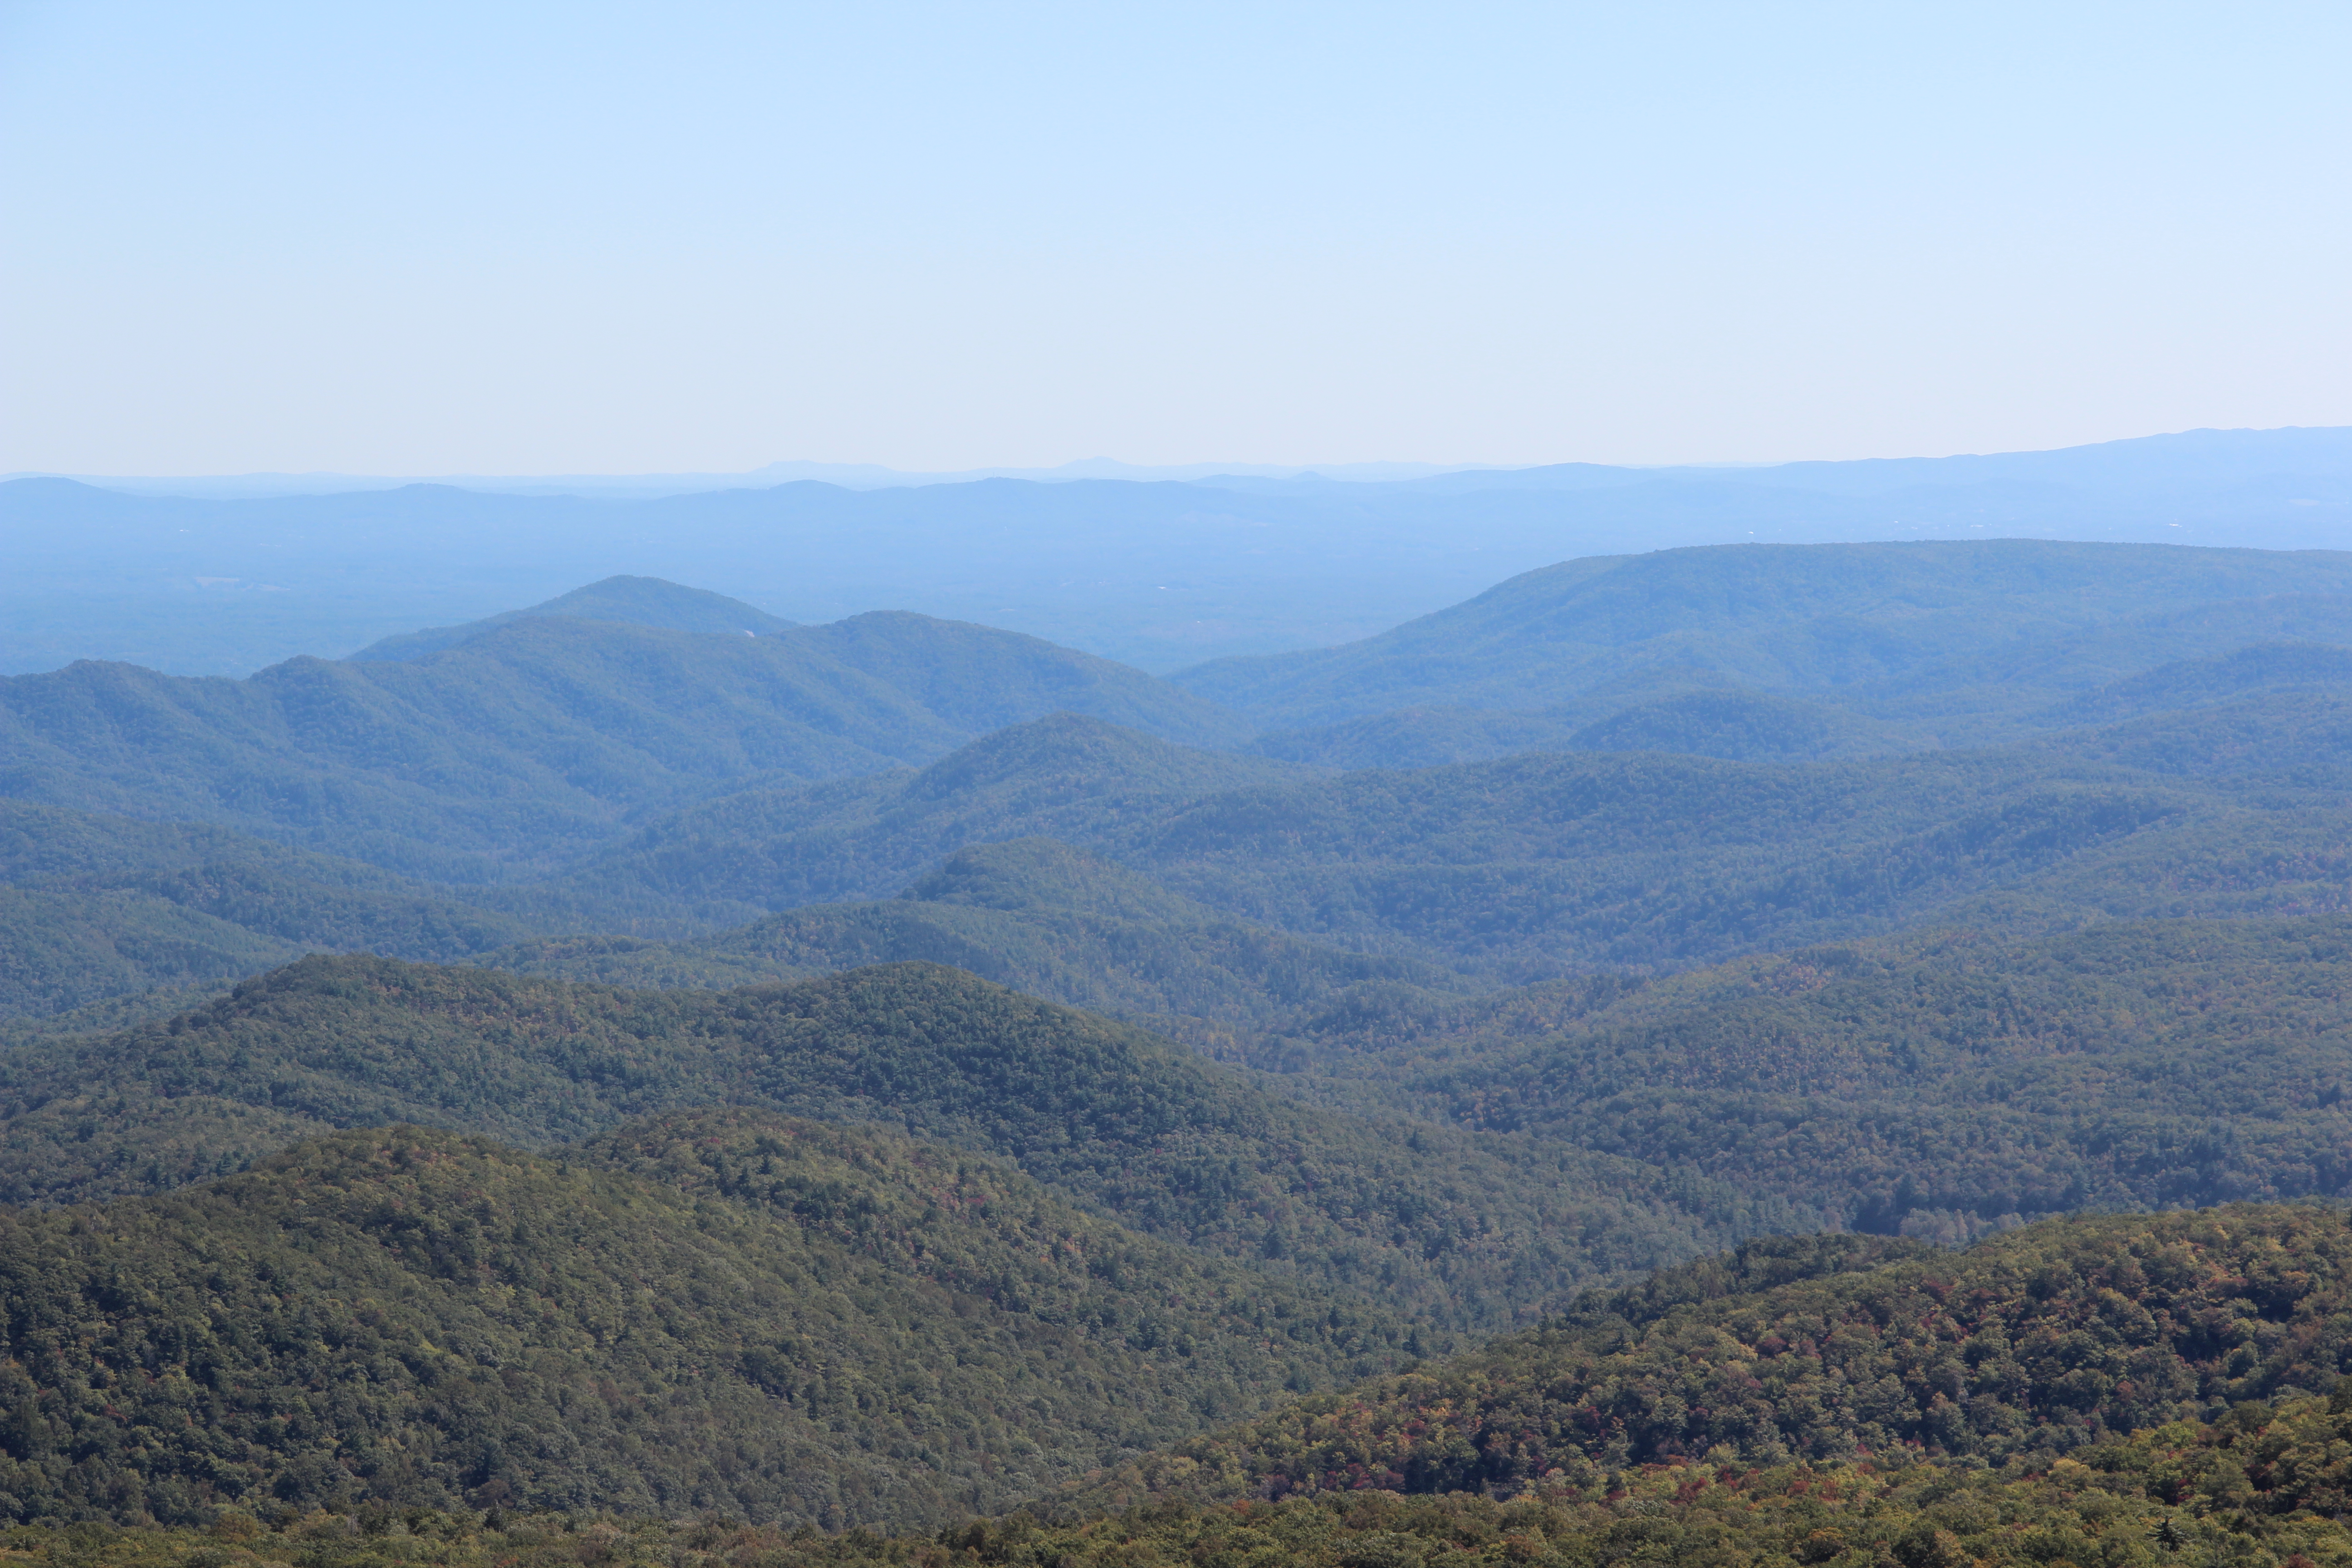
[347,574,801,659]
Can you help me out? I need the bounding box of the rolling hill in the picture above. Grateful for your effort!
[0,601,1248,882]
[1070,1204,2352,1504]
[1380,914,2352,1233]
[0,955,1758,1331]
[512,714,1304,925]
[1174,539,2352,735]
[537,696,2352,977]
[0,800,534,1019]
[0,1114,1411,1528]
[478,838,1472,1068]
[26,1203,2352,1561]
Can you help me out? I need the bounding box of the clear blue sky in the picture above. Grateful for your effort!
[3,2,2346,475]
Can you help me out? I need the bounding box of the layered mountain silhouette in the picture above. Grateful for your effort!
[523,694,2352,974]
[5,531,2352,1542]
[1178,539,2352,735]
[347,573,803,659]
[0,603,1247,880]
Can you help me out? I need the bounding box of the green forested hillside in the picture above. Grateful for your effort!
[2030,640,2352,727]
[0,885,291,1020]
[37,1205,2352,1559]
[1247,638,2352,772]
[1328,916,2352,1234]
[15,1211,2352,1560]
[1118,707,2352,975]
[30,1407,2352,1568]
[2022,687,2352,782]
[476,905,2352,1241]
[775,613,1249,743]
[0,956,1758,1330]
[9,550,2352,1029]
[539,700,2352,976]
[1075,1204,2352,1506]
[1250,686,1917,769]
[480,839,1470,1067]
[1170,539,2352,728]
[0,609,1245,881]
[514,715,1303,920]
[0,1116,1409,1527]
[0,802,536,1018]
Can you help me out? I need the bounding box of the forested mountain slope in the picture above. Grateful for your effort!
[544,697,2352,975]
[2028,639,2352,728]
[0,1115,1409,1527]
[1175,539,2352,734]
[0,801,533,1019]
[0,606,1245,881]
[0,955,1757,1332]
[14,1213,2352,1561]
[480,838,1471,1066]
[1384,915,2352,1232]
[1249,631,2352,771]
[472,900,2352,1243]
[1250,684,1916,768]
[1076,1205,2352,1507]
[30,1393,2352,1568]
[516,715,1304,924]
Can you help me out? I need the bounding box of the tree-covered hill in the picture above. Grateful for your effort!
[514,715,1304,922]
[0,1115,1413,1527]
[1113,701,2352,975]
[9,549,2352,1029]
[0,607,1247,881]
[1250,685,1916,770]
[0,885,292,1022]
[478,838,1472,1068]
[1249,633,2352,772]
[1169,539,2352,729]
[29,1401,2352,1568]
[1072,1204,2352,1509]
[537,699,2352,977]
[2029,639,2352,728]
[15,1211,2352,1559]
[347,574,801,660]
[0,802,536,1019]
[473,887,2352,1244]
[1369,916,2352,1236]
[0,956,1756,1331]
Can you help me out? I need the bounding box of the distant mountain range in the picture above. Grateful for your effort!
[5,425,2347,676]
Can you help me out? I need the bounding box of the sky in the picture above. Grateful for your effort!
[2,1,2347,476]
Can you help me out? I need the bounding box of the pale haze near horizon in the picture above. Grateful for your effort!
[2,1,2347,479]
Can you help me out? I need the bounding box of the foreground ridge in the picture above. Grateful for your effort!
[11,1387,2352,1568]
[1068,1205,2352,1510]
